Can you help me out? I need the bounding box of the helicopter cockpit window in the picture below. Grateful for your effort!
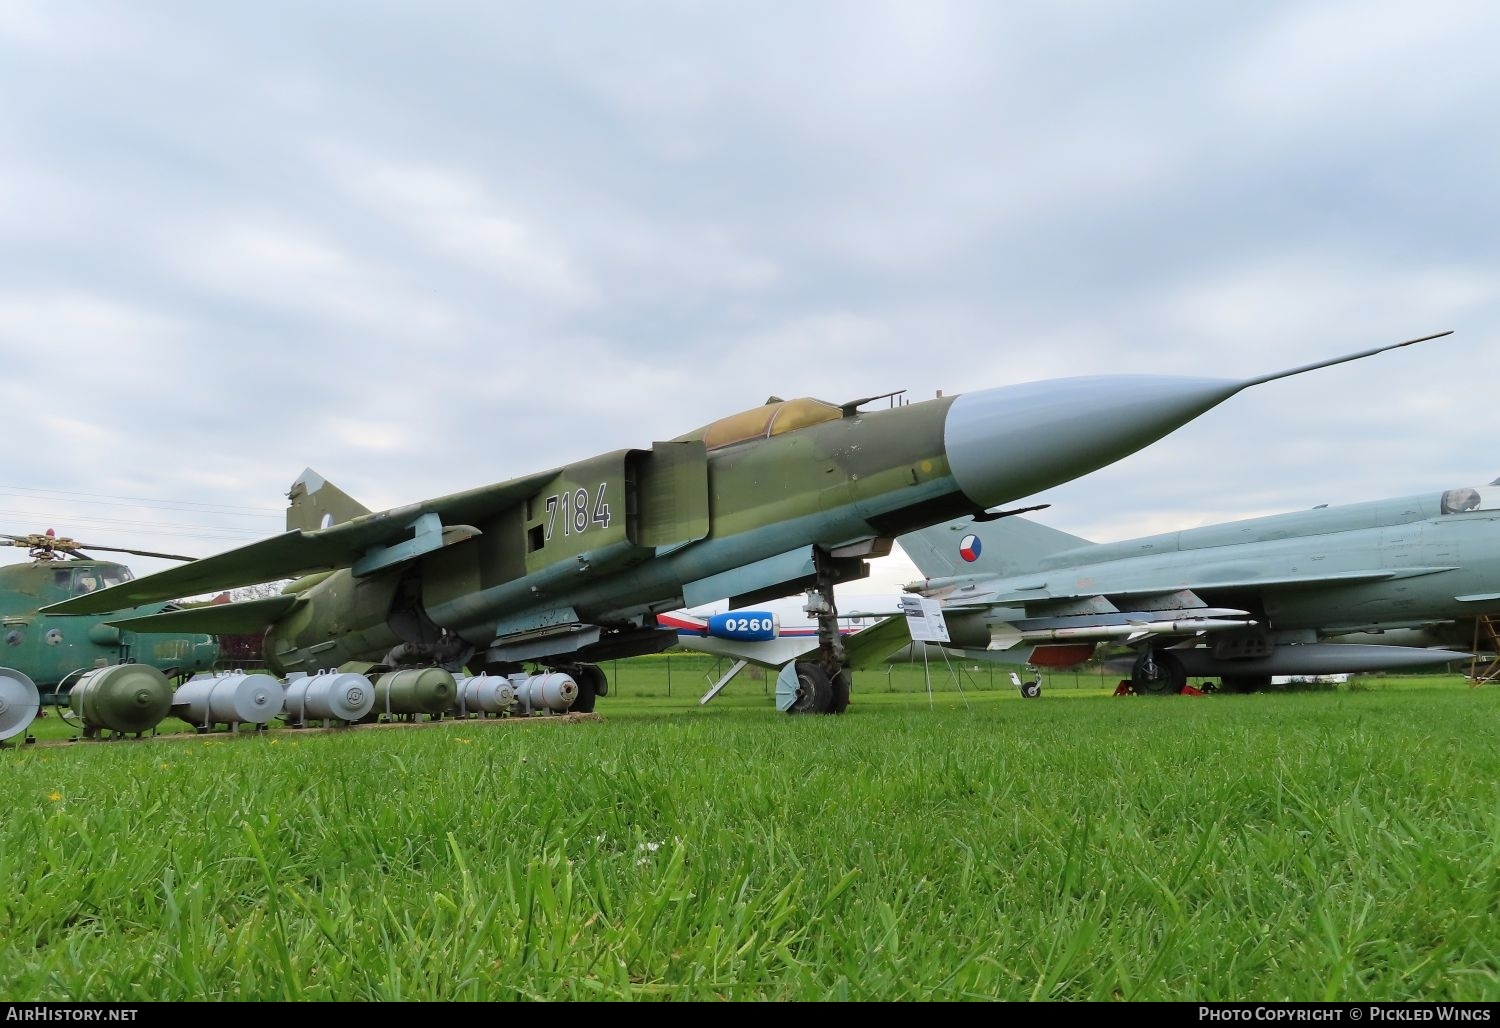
[1439,487,1500,515]
[46,566,133,595]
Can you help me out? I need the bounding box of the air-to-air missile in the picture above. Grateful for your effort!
[984,616,1263,649]
[46,332,1450,716]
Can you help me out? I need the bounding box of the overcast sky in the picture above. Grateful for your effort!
[2,1,1497,596]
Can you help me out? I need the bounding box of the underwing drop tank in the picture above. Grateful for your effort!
[69,664,172,736]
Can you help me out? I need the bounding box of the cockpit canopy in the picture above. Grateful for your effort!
[52,563,134,598]
[1440,479,1500,515]
[691,397,843,451]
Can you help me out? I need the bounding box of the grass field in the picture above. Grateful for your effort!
[3,659,1498,1001]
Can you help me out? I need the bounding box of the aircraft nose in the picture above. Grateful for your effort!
[942,375,1241,508]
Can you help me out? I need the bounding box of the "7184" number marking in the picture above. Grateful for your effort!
[545,483,611,541]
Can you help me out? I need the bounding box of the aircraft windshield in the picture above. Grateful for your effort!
[56,565,134,597]
[1439,486,1500,515]
[699,398,842,451]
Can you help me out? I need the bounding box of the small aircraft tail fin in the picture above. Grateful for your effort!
[287,468,371,533]
[900,515,1091,580]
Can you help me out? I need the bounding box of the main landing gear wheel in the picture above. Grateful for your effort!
[569,664,607,713]
[1019,679,1042,699]
[1132,649,1186,696]
[1220,674,1271,694]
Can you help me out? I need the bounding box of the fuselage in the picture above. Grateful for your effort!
[930,486,1500,646]
[266,399,964,671]
[0,561,219,693]
[262,373,1261,673]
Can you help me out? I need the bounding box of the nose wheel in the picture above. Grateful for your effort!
[777,661,853,714]
[783,546,852,714]
[1011,671,1042,698]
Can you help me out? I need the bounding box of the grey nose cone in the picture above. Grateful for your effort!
[939,330,1453,509]
[944,375,1242,509]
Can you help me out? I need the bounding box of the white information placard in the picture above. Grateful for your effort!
[897,595,951,643]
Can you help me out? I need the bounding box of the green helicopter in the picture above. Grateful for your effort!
[1,530,219,707]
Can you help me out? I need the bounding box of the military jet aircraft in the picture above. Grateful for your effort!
[897,480,1493,693]
[45,332,1446,714]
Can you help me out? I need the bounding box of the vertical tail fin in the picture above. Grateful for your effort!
[287,468,371,532]
[899,515,1092,579]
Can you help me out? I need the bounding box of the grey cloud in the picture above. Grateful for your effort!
[1,0,1496,583]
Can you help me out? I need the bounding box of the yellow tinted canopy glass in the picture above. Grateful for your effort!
[700,398,841,450]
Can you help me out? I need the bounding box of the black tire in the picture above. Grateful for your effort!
[786,662,834,714]
[1020,679,1042,699]
[1132,649,1186,696]
[829,667,851,714]
[570,664,607,714]
[1220,674,1271,694]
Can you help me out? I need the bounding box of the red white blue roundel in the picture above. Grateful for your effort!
[959,534,982,562]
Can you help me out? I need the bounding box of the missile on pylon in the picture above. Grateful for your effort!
[987,618,1259,651]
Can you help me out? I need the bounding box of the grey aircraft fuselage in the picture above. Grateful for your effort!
[906,482,1499,686]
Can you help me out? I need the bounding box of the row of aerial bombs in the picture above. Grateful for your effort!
[0,663,581,742]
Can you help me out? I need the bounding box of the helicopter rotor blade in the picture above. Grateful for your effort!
[3,530,197,562]
[69,543,198,562]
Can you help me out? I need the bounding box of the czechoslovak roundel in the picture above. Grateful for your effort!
[959,534,982,562]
